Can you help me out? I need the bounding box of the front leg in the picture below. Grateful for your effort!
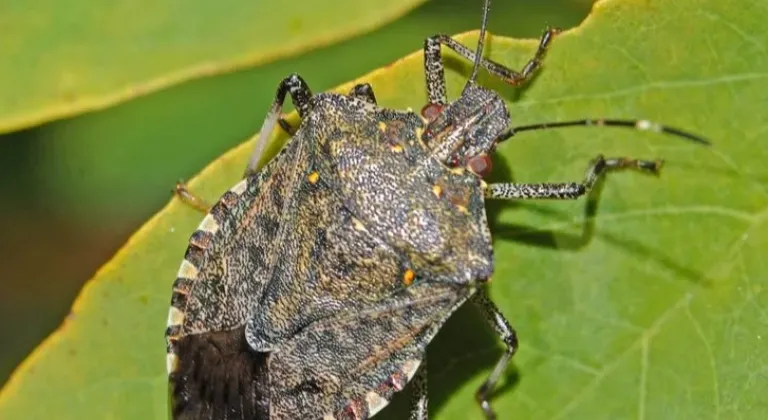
[423,28,560,105]
[485,155,663,200]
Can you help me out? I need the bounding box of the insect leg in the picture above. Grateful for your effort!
[484,155,663,200]
[173,181,212,214]
[348,83,378,104]
[471,288,517,420]
[409,359,429,420]
[278,83,376,136]
[245,73,313,177]
[277,117,297,136]
[423,27,559,105]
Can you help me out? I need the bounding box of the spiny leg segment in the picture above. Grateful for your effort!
[277,118,298,136]
[173,76,386,215]
[471,289,518,420]
[408,360,429,420]
[423,27,559,105]
[348,83,378,104]
[485,155,663,200]
[476,121,708,412]
[277,82,377,139]
[486,117,710,201]
[246,73,313,177]
[174,77,382,215]
[174,73,314,212]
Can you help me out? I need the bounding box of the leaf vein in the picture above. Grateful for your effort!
[548,293,694,420]
[684,303,721,419]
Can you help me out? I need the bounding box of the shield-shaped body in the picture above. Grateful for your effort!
[166,92,495,419]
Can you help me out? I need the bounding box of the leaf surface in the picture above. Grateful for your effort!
[0,0,424,133]
[0,0,765,418]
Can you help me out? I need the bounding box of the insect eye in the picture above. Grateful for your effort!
[467,154,492,178]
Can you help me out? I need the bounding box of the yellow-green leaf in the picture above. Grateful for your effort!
[1,0,765,418]
[0,0,424,134]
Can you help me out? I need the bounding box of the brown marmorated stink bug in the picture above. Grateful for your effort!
[164,0,710,418]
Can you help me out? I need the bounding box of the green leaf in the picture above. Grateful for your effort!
[1,0,765,418]
[0,0,424,134]
[20,0,590,230]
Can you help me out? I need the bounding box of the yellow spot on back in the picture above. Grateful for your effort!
[456,205,469,214]
[450,167,465,175]
[415,127,424,139]
[391,144,404,153]
[432,184,443,198]
[308,171,320,184]
[378,121,387,132]
[403,269,415,286]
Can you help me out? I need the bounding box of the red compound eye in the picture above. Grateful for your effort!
[420,103,443,121]
[468,154,493,178]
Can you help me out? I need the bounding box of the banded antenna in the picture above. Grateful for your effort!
[497,118,711,146]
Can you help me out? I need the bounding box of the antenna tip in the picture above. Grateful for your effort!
[636,119,712,146]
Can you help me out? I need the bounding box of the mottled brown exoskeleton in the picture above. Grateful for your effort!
[165,0,709,418]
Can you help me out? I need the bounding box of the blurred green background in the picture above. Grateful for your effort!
[0,0,594,387]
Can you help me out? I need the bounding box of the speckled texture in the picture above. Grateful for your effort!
[165,87,504,419]
[162,1,566,417]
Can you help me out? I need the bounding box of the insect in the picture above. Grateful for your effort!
[164,0,709,418]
